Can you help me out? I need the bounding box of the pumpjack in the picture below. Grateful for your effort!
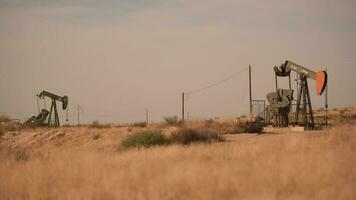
[26,90,68,127]
[266,60,327,129]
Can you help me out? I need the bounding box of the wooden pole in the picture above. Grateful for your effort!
[182,92,185,123]
[249,65,252,117]
[77,104,80,126]
[145,109,149,126]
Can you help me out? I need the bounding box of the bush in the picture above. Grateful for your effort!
[120,130,171,150]
[0,127,4,139]
[0,115,10,123]
[350,114,356,120]
[239,121,263,133]
[163,116,178,126]
[14,149,30,161]
[91,120,111,129]
[93,134,100,140]
[132,121,147,128]
[170,128,224,145]
[204,119,214,125]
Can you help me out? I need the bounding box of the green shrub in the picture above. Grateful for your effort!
[170,128,224,145]
[120,130,171,150]
[163,116,178,126]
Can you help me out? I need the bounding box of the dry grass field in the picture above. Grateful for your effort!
[0,108,356,200]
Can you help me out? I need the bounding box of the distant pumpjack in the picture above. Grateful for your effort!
[38,90,68,127]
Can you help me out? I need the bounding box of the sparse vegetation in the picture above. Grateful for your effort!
[204,119,214,125]
[120,130,171,150]
[0,126,355,199]
[238,121,263,133]
[184,119,240,134]
[0,121,20,132]
[14,149,30,161]
[92,120,100,127]
[339,109,347,115]
[0,115,10,123]
[91,120,111,128]
[0,108,355,199]
[0,127,4,139]
[163,115,178,126]
[131,121,147,128]
[170,128,224,145]
[351,114,356,120]
[92,134,101,140]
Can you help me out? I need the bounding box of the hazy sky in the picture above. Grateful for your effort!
[1,0,355,124]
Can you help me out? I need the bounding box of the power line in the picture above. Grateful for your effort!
[80,110,144,119]
[186,67,249,95]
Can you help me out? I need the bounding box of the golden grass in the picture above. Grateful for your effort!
[0,125,355,199]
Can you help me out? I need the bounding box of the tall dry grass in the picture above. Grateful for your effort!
[0,126,355,199]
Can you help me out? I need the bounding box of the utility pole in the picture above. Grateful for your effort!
[249,65,253,117]
[77,104,80,126]
[182,92,185,123]
[145,109,149,126]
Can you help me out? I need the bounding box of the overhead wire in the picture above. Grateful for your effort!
[77,104,144,119]
[82,112,144,119]
[184,66,250,120]
[186,67,249,95]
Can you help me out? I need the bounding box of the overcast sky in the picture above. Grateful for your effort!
[1,0,355,124]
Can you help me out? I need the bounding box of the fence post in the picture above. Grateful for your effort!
[77,104,80,126]
[145,109,149,126]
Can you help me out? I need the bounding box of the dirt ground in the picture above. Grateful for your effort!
[0,123,355,200]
